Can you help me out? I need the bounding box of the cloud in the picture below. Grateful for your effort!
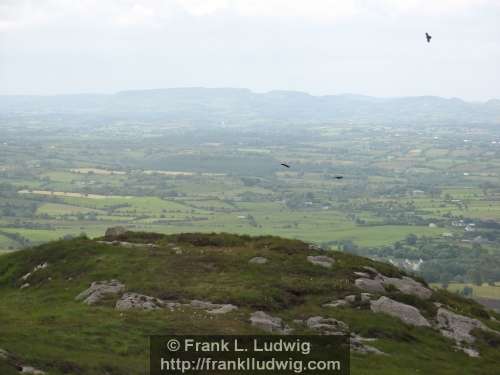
[2,0,499,32]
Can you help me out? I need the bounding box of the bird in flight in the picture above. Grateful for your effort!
[334,176,343,180]
[280,163,290,168]
[425,32,432,43]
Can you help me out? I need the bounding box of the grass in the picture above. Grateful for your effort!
[0,232,499,374]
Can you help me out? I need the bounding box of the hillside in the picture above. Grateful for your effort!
[1,88,500,125]
[0,229,499,375]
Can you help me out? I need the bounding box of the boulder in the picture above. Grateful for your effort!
[250,311,292,334]
[20,283,30,289]
[104,226,127,240]
[75,280,125,305]
[249,257,268,264]
[355,278,385,293]
[190,300,237,314]
[370,296,431,327]
[436,308,491,345]
[207,304,238,315]
[20,366,46,374]
[115,292,165,311]
[306,316,348,335]
[307,255,335,268]
[20,262,48,281]
[351,334,386,355]
[382,276,432,300]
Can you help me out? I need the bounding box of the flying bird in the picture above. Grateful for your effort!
[334,176,343,180]
[280,163,290,168]
[425,32,432,43]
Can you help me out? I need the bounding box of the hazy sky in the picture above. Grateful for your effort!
[1,0,499,100]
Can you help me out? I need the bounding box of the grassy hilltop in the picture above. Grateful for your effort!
[0,231,499,375]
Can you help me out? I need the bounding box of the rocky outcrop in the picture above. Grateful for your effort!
[355,278,386,293]
[323,293,373,308]
[436,308,491,344]
[249,257,268,264]
[250,311,292,334]
[436,308,500,357]
[306,316,348,335]
[382,276,432,300]
[190,300,238,314]
[354,268,432,299]
[104,226,127,240]
[97,241,158,248]
[350,334,386,355]
[0,348,46,374]
[115,292,171,311]
[370,296,431,327]
[307,255,334,268]
[20,262,48,282]
[75,280,125,305]
[300,317,384,355]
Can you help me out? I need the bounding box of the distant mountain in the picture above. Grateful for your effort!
[1,88,499,125]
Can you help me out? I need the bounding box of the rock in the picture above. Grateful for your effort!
[436,308,492,345]
[20,262,48,281]
[190,300,237,314]
[20,366,46,374]
[370,296,431,327]
[361,293,372,302]
[351,334,386,355]
[382,276,432,300]
[307,255,335,268]
[362,266,380,274]
[20,283,30,289]
[249,257,268,264]
[354,272,370,278]
[0,348,9,360]
[344,295,357,303]
[207,304,238,315]
[355,278,385,293]
[306,316,348,335]
[75,280,125,305]
[115,292,165,311]
[322,299,348,308]
[250,311,292,334]
[104,226,127,240]
[458,346,480,358]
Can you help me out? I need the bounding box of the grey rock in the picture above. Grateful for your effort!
[307,255,335,268]
[115,292,165,311]
[0,348,9,360]
[322,299,348,308]
[250,311,292,334]
[104,226,127,240]
[20,283,30,289]
[436,308,492,345]
[306,316,348,335]
[207,304,238,315]
[249,257,268,264]
[351,334,386,355]
[382,276,432,300]
[190,300,237,314]
[370,296,431,327]
[20,262,48,281]
[355,278,385,293]
[354,271,370,278]
[20,366,46,374]
[75,280,125,305]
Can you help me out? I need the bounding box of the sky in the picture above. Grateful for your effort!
[0,0,499,100]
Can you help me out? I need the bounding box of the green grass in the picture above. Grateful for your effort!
[0,233,499,374]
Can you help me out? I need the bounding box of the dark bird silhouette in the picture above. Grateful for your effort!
[280,163,290,168]
[334,176,343,179]
[426,32,432,43]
